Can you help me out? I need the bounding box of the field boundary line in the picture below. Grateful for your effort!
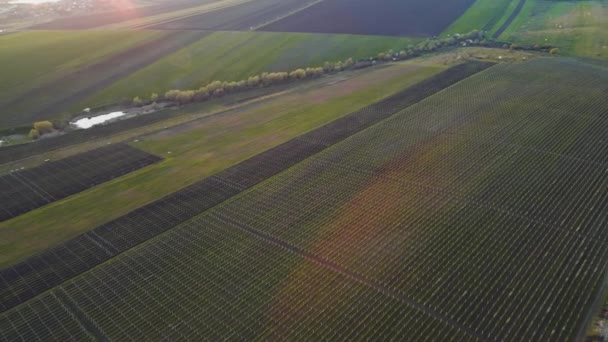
[253,0,326,31]
[210,211,486,341]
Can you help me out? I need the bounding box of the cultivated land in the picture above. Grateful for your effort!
[0,30,208,130]
[499,0,608,58]
[0,61,490,313]
[30,0,221,29]
[0,30,165,126]
[0,144,161,222]
[1,58,607,340]
[147,0,314,31]
[30,0,315,31]
[2,0,608,338]
[262,0,476,37]
[444,0,523,36]
[0,30,417,130]
[0,60,445,268]
[77,31,419,110]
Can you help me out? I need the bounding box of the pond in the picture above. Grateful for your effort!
[72,111,126,129]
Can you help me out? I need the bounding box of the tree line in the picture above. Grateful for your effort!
[27,29,534,140]
[131,31,488,108]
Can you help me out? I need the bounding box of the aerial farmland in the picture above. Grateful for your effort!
[0,0,607,340]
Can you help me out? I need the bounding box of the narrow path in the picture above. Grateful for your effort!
[493,0,526,39]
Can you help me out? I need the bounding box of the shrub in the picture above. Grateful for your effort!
[213,88,225,97]
[176,90,195,104]
[164,89,181,102]
[194,87,210,101]
[289,69,307,80]
[305,67,324,78]
[29,128,40,140]
[207,81,223,93]
[323,61,334,73]
[132,96,144,107]
[343,58,355,68]
[550,48,560,55]
[150,93,159,103]
[247,75,261,87]
[33,121,54,135]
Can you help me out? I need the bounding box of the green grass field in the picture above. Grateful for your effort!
[0,30,164,107]
[76,31,419,109]
[443,0,519,35]
[500,0,608,58]
[0,30,176,130]
[0,61,443,268]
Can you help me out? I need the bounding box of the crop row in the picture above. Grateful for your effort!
[0,61,494,313]
[0,214,476,341]
[188,58,608,340]
[0,144,162,222]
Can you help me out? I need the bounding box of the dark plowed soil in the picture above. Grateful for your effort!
[0,61,494,312]
[261,0,476,37]
[0,144,162,222]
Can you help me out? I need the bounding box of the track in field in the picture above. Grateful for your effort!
[0,144,162,222]
[0,61,494,313]
[261,0,476,37]
[493,0,526,38]
[481,0,514,32]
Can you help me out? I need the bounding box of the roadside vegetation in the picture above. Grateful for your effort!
[78,31,420,109]
[27,121,54,140]
[116,31,491,113]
